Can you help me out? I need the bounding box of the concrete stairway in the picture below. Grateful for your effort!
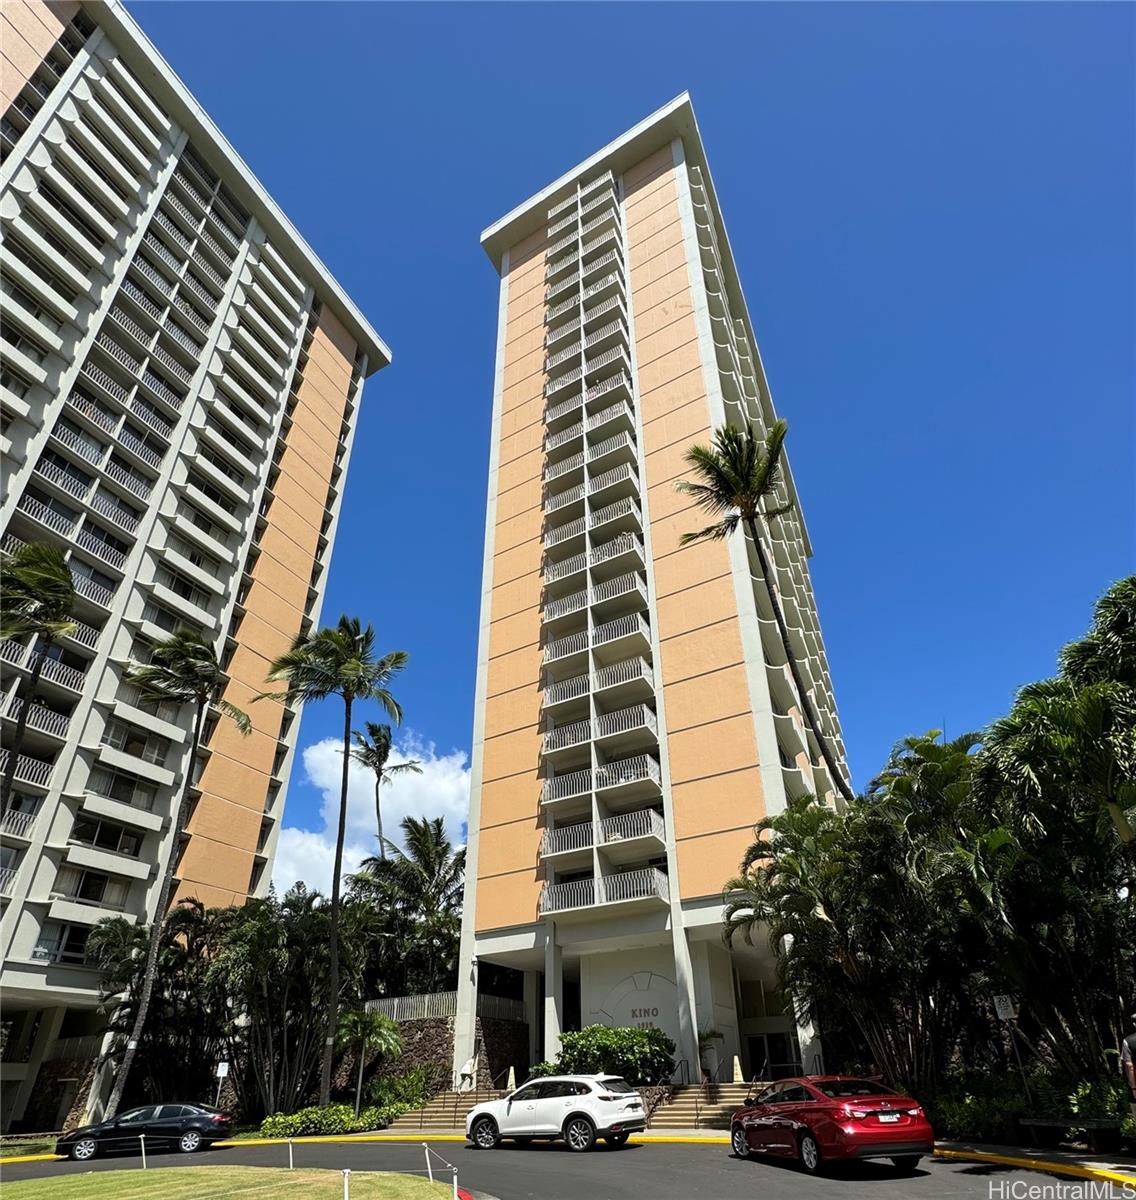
[647,1083,753,1130]
[386,1089,506,1132]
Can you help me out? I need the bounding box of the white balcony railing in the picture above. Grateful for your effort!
[545,482,585,514]
[595,753,662,794]
[541,820,594,857]
[592,612,650,649]
[1,808,38,839]
[544,450,584,483]
[595,704,657,741]
[538,866,668,914]
[546,421,583,452]
[588,431,636,463]
[544,672,591,707]
[543,717,591,754]
[540,767,592,804]
[543,588,587,622]
[587,399,635,432]
[3,693,71,738]
[0,749,52,788]
[544,552,586,583]
[544,515,586,549]
[37,655,86,691]
[594,656,654,693]
[600,808,665,846]
[586,371,631,404]
[0,866,16,896]
[73,574,115,608]
[592,571,648,607]
[544,629,588,664]
[590,497,642,532]
[591,533,644,567]
[539,876,594,913]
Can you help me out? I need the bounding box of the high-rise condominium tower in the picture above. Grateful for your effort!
[0,1,388,1128]
[454,95,846,1084]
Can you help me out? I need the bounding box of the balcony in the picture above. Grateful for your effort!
[543,717,591,756]
[72,573,116,608]
[587,462,638,502]
[543,628,588,667]
[594,656,654,700]
[590,497,643,537]
[543,450,584,485]
[541,820,594,858]
[75,529,127,571]
[547,192,577,221]
[542,588,587,624]
[595,753,662,801]
[544,551,586,585]
[546,421,583,454]
[543,672,591,710]
[538,866,669,915]
[2,692,72,739]
[65,391,117,435]
[548,210,578,240]
[0,866,16,897]
[587,430,636,470]
[545,481,585,516]
[591,571,649,616]
[541,766,592,806]
[1,807,38,840]
[595,703,658,746]
[599,807,666,851]
[585,371,632,406]
[0,749,53,789]
[544,515,586,551]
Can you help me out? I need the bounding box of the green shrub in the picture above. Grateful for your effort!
[258,1102,407,1138]
[553,1025,675,1085]
[525,1061,557,1079]
[368,1065,439,1109]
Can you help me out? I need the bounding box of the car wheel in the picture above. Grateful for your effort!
[178,1129,203,1154]
[890,1155,922,1173]
[470,1117,499,1150]
[70,1137,98,1162]
[731,1126,750,1158]
[606,1132,630,1146]
[564,1116,596,1152]
[798,1131,822,1174]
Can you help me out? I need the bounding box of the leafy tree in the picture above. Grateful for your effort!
[676,421,854,805]
[103,630,250,1118]
[260,617,407,1106]
[552,1026,675,1085]
[337,1009,401,1116]
[351,722,421,858]
[0,543,76,817]
[350,816,464,994]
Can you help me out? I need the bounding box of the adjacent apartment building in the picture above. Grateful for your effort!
[0,0,389,1129]
[454,94,846,1085]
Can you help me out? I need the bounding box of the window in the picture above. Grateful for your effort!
[155,565,211,610]
[199,443,247,485]
[510,1084,542,1103]
[33,921,90,965]
[1,279,61,332]
[188,473,236,514]
[101,718,170,767]
[598,1077,635,1094]
[1,369,31,398]
[71,816,142,858]
[117,1107,156,1126]
[776,1085,813,1104]
[167,533,221,574]
[1,329,47,365]
[813,1080,898,1099]
[89,766,158,811]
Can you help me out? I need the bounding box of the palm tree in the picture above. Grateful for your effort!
[351,722,421,857]
[338,1008,401,1116]
[675,420,856,806]
[0,543,76,817]
[352,816,465,994]
[259,616,407,1106]
[103,629,251,1118]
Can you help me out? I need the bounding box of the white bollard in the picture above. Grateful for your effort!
[288,1137,294,1169]
[342,1167,351,1199]
[732,1055,743,1084]
[452,1166,459,1200]
[139,1134,147,1170]
[506,1066,516,1091]
[423,1142,433,1182]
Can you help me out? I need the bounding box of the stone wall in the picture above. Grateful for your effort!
[21,1058,96,1132]
[477,1016,528,1089]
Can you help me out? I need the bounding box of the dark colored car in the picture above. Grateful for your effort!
[730,1076,934,1175]
[56,1102,232,1161]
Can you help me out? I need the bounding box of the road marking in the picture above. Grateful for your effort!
[933,1147,1136,1186]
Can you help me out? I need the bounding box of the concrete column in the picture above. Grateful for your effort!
[543,925,563,1063]
[523,970,540,1067]
[669,925,701,1081]
[11,1006,65,1122]
[451,954,479,1088]
[796,1011,823,1074]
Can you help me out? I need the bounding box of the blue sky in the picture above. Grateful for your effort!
[130,2,1134,880]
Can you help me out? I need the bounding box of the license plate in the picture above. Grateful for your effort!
[878,1113,900,1123]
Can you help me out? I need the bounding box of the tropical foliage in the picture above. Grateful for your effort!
[676,420,855,805]
[102,630,250,1118]
[348,816,465,996]
[338,1009,401,1116]
[351,722,421,859]
[724,577,1136,1125]
[0,542,76,817]
[531,1025,675,1085]
[260,616,407,1106]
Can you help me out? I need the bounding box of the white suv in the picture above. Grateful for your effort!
[466,1074,646,1152]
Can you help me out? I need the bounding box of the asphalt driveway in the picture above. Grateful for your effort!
[4,1138,1132,1199]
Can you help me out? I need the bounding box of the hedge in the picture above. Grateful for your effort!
[259,1102,406,1138]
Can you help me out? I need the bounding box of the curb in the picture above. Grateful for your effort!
[933,1147,1136,1187]
[0,1153,62,1164]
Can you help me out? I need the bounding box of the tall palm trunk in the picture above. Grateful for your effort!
[320,694,353,1106]
[374,779,385,859]
[355,1035,366,1117]
[743,516,856,807]
[105,696,207,1118]
[0,638,51,818]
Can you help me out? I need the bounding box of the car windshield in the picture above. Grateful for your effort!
[813,1080,899,1098]
[599,1077,635,1094]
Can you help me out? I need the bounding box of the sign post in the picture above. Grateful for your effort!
[214,1060,230,1109]
[993,996,1033,1109]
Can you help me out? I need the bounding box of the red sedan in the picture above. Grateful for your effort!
[730,1075,934,1175]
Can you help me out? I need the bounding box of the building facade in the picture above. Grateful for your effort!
[454,95,846,1086]
[0,0,389,1129]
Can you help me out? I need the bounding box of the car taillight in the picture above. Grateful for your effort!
[906,1107,923,1117]
[599,1094,616,1101]
[210,1113,228,1123]
[844,1107,869,1119]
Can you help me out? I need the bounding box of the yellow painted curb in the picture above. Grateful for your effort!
[0,1153,63,1164]
[213,1134,470,1148]
[934,1147,1136,1187]
[632,1135,730,1144]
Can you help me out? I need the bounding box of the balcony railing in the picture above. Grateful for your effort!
[75,529,126,570]
[545,482,585,514]
[3,693,71,738]
[0,866,16,897]
[600,808,665,846]
[1,808,38,838]
[543,588,587,623]
[546,422,583,453]
[592,571,647,607]
[544,629,588,665]
[89,491,139,533]
[544,551,586,584]
[103,459,152,500]
[591,533,644,567]
[0,749,53,788]
[586,371,631,404]
[595,753,661,794]
[38,654,86,691]
[73,574,115,608]
[544,515,586,549]
[587,399,635,432]
[543,717,591,754]
[595,656,653,693]
[34,459,90,501]
[538,867,668,914]
[595,703,657,741]
[545,392,583,424]
[541,821,594,857]
[66,391,117,433]
[588,463,638,496]
[15,495,76,536]
[591,497,642,533]
[588,431,636,463]
[541,766,592,804]
[544,451,584,483]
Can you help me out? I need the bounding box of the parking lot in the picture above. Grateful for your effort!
[5,1137,1133,1200]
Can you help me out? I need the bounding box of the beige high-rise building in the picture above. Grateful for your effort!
[0,1,388,1128]
[454,94,847,1084]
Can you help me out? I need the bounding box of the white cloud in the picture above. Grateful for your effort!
[271,731,470,895]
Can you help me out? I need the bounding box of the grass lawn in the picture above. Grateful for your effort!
[1,1166,452,1198]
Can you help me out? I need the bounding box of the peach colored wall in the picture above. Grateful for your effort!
[175,307,357,908]
[624,145,765,902]
[0,1,78,111]
[475,227,548,933]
